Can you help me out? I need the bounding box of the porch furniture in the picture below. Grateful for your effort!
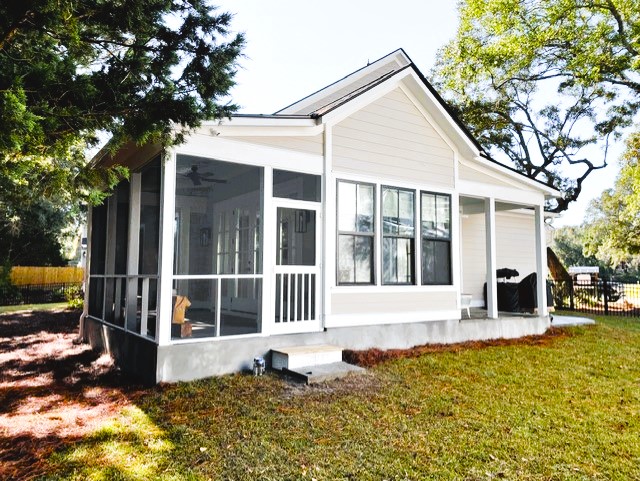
[461,293,472,318]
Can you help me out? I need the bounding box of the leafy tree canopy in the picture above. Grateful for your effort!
[553,225,606,269]
[0,199,70,266]
[583,131,640,264]
[0,0,244,214]
[434,0,640,212]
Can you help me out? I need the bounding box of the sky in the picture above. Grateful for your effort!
[214,0,622,227]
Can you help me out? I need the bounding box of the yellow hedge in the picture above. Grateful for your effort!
[10,266,84,286]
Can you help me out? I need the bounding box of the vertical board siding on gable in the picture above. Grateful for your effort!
[332,89,455,187]
[233,135,324,156]
[461,211,537,302]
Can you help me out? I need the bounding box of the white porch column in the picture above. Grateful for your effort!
[534,204,548,317]
[157,150,177,345]
[126,174,141,331]
[322,125,333,326]
[485,198,498,319]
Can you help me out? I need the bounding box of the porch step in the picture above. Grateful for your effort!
[271,344,343,371]
[282,362,366,385]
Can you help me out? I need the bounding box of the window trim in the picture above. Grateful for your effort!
[420,191,452,286]
[381,185,416,286]
[336,179,376,286]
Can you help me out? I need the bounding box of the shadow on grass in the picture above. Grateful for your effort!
[0,308,159,480]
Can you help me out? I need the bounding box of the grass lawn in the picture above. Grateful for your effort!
[46,314,640,480]
[0,301,68,314]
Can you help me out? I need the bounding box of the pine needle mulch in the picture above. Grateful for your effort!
[0,308,142,480]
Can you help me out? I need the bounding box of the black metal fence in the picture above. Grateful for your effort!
[551,280,640,318]
[0,283,82,306]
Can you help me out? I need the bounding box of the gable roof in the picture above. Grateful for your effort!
[265,48,557,196]
[276,50,411,116]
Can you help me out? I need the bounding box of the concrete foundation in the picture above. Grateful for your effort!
[84,314,550,383]
[156,314,550,383]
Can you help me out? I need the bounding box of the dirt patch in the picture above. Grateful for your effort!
[0,308,142,480]
[344,327,571,368]
[280,370,383,399]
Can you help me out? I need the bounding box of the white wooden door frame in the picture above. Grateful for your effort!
[267,198,323,335]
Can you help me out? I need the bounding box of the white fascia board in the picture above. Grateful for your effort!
[196,117,323,138]
[471,155,560,197]
[458,179,546,206]
[202,116,318,127]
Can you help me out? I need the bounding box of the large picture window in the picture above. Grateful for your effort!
[337,181,375,284]
[382,187,415,285]
[421,192,451,285]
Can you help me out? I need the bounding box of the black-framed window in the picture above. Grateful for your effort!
[382,186,415,285]
[421,192,451,285]
[337,180,375,284]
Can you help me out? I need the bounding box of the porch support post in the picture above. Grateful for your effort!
[79,206,93,340]
[157,149,177,345]
[322,125,333,326]
[261,166,274,336]
[485,197,498,319]
[534,204,548,317]
[126,173,141,331]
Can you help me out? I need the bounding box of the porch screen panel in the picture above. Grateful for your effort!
[88,202,107,318]
[382,186,415,285]
[337,181,374,285]
[139,158,161,276]
[89,202,107,275]
[114,180,130,275]
[172,154,264,339]
[421,192,452,285]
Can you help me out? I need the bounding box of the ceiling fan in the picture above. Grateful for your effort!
[181,165,227,186]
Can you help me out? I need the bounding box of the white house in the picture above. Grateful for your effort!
[82,49,558,383]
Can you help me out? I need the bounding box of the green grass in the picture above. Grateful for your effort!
[47,314,640,480]
[0,301,68,313]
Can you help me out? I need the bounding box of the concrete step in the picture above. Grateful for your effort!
[282,361,366,385]
[271,344,343,371]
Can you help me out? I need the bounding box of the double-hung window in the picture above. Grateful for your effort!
[382,186,415,285]
[337,181,375,284]
[421,192,451,285]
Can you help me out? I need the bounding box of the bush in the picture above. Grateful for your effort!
[65,285,84,309]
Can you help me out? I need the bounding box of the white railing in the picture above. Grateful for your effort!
[275,266,317,324]
[171,274,263,339]
[88,274,158,340]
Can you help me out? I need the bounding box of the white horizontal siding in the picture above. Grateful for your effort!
[332,290,457,314]
[461,213,487,302]
[233,135,323,156]
[459,163,511,186]
[332,88,455,187]
[496,212,536,280]
[461,211,537,304]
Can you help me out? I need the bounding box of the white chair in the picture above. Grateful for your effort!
[461,294,473,319]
